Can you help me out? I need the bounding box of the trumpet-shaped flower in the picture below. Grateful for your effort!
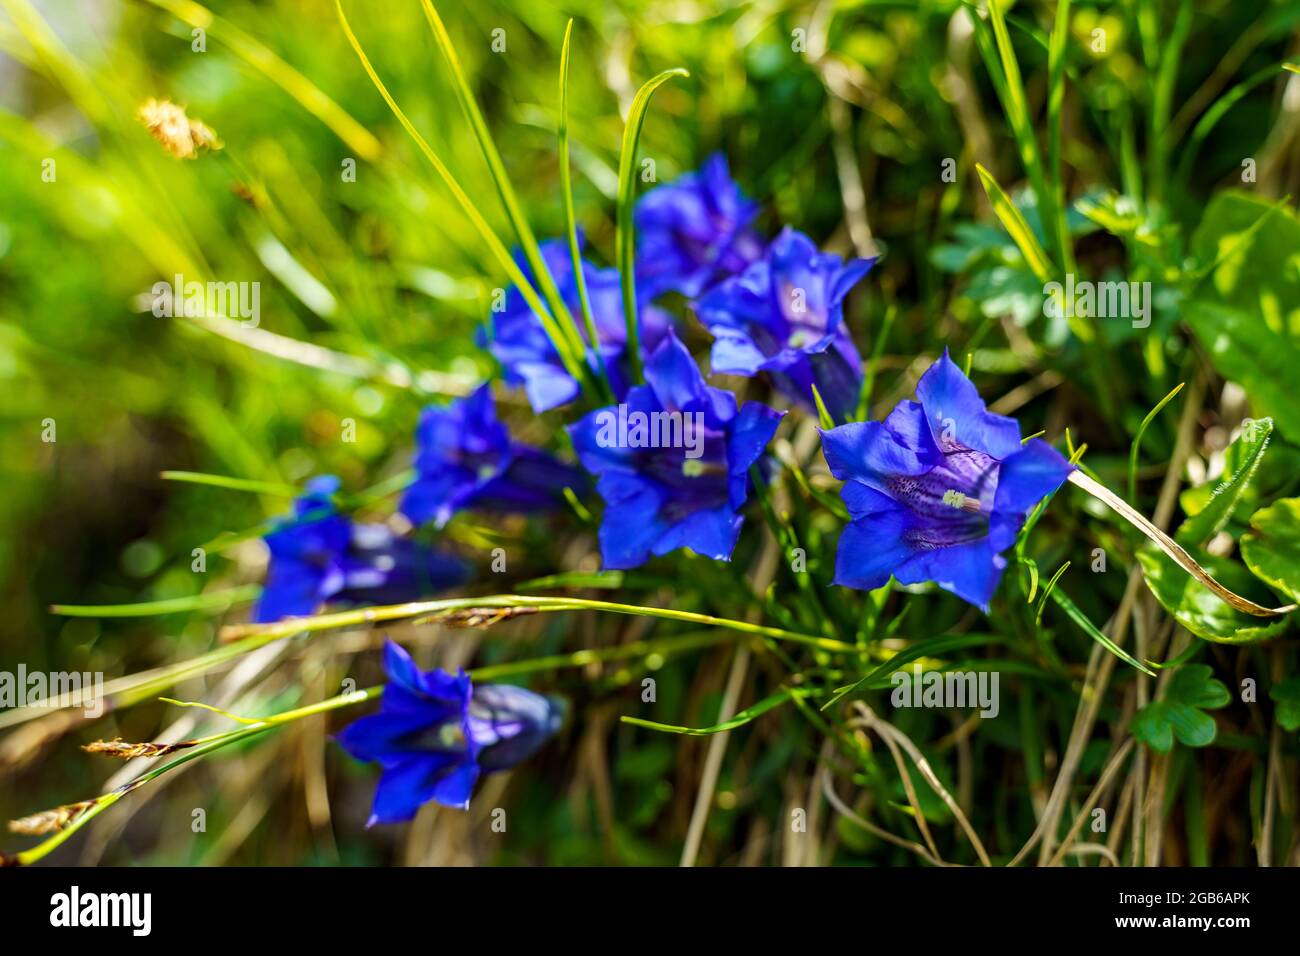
[337,640,565,823]
[255,477,467,623]
[820,351,1073,610]
[400,384,585,528]
[481,238,670,413]
[635,153,764,299]
[695,227,876,423]
[567,330,784,569]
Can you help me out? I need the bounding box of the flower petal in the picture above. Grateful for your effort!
[988,438,1075,549]
[833,505,917,591]
[896,539,1007,611]
[655,504,743,562]
[915,349,1021,458]
[365,755,466,825]
[595,472,669,569]
[820,401,941,490]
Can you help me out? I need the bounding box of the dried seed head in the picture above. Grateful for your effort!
[8,799,95,836]
[136,98,221,159]
[429,606,539,629]
[82,738,192,759]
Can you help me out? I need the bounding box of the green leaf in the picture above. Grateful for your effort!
[1241,497,1300,601]
[1137,547,1290,644]
[557,19,611,401]
[615,67,689,383]
[1175,417,1273,547]
[975,163,1054,284]
[621,688,806,735]
[1129,381,1186,505]
[334,0,589,388]
[1131,664,1230,753]
[418,0,587,361]
[1047,586,1156,675]
[1186,192,1300,441]
[1269,676,1300,732]
[51,585,261,617]
[821,634,1004,711]
[810,383,836,430]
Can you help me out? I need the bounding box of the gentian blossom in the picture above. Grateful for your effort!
[820,350,1074,610]
[255,476,467,623]
[635,152,764,299]
[567,330,784,569]
[401,384,585,528]
[337,640,565,823]
[481,238,670,413]
[695,226,876,423]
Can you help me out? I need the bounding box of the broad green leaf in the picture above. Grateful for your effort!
[1186,192,1300,440]
[1270,676,1300,732]
[1184,301,1300,443]
[1174,417,1272,547]
[1136,547,1290,644]
[1241,497,1300,601]
[1131,664,1230,753]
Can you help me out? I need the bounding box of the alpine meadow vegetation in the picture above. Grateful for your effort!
[2,0,1300,873]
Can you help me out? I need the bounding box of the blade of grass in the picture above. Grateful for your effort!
[821,634,1003,711]
[1128,381,1184,504]
[1046,0,1075,273]
[558,19,612,401]
[417,1,589,367]
[984,0,1062,269]
[219,593,857,653]
[975,163,1054,284]
[1047,585,1155,675]
[51,586,261,618]
[1148,0,1194,201]
[621,688,811,735]
[334,0,588,388]
[160,470,299,497]
[615,67,689,383]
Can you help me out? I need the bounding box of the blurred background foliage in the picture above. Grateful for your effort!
[1,0,1299,865]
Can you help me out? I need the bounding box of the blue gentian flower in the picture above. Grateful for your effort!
[635,152,764,299]
[336,640,565,823]
[567,330,784,569]
[820,350,1074,610]
[481,238,671,413]
[255,476,467,623]
[695,227,876,423]
[401,384,585,528]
